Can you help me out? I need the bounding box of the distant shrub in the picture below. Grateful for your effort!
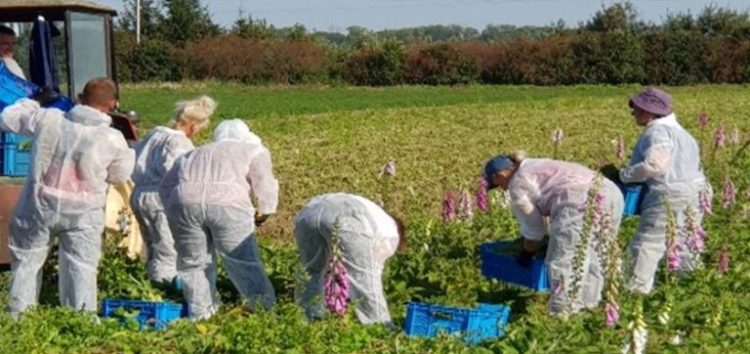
[344,40,405,86]
[402,43,479,85]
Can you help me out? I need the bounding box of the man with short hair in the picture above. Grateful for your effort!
[0,24,26,79]
[0,77,135,316]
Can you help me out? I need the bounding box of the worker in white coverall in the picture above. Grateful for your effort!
[131,95,216,288]
[160,119,278,319]
[618,87,711,294]
[484,152,624,315]
[294,193,405,325]
[0,25,26,79]
[0,78,135,316]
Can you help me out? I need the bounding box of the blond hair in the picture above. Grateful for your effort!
[170,95,216,129]
[79,78,118,106]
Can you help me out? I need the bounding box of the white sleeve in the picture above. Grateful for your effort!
[247,146,279,215]
[510,179,546,241]
[620,129,672,183]
[0,98,45,136]
[162,136,194,173]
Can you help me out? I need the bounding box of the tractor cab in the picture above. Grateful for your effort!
[0,0,138,142]
[0,1,143,269]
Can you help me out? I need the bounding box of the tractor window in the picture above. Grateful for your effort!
[67,12,110,98]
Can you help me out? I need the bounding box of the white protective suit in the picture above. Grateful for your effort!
[620,113,710,294]
[131,126,194,283]
[509,159,624,315]
[0,99,135,315]
[160,119,278,319]
[294,193,400,325]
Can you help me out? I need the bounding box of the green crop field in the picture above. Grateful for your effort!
[1,83,749,353]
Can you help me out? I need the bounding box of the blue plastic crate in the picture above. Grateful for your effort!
[101,299,187,330]
[621,184,645,217]
[404,301,510,344]
[480,240,549,292]
[0,62,38,111]
[1,133,32,177]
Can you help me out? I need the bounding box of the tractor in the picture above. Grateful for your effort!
[0,0,144,269]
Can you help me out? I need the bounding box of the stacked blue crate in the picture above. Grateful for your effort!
[1,132,32,177]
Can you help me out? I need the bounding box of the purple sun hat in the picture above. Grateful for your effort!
[628,87,673,116]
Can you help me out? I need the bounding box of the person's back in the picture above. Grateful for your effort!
[162,139,277,214]
[133,127,193,188]
[27,104,132,210]
[510,158,597,215]
[631,118,703,188]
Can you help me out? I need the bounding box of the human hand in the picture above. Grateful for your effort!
[600,163,622,185]
[516,249,534,268]
[32,86,58,106]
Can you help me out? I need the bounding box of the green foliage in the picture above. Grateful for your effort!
[344,39,405,86]
[4,84,748,352]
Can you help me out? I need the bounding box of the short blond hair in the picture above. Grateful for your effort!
[170,95,217,129]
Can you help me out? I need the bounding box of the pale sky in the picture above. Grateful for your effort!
[96,0,750,32]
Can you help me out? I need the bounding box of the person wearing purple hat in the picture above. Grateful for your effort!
[619,87,711,294]
[484,151,624,316]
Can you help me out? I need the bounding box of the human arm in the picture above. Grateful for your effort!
[0,98,46,136]
[620,129,672,183]
[247,146,279,222]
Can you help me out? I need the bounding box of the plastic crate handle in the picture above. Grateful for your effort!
[428,310,454,320]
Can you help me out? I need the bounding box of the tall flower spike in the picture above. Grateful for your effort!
[714,125,726,149]
[551,128,564,145]
[717,245,729,273]
[622,301,648,354]
[699,188,713,216]
[722,176,736,209]
[664,198,681,273]
[458,189,474,221]
[324,218,350,316]
[616,136,625,161]
[476,177,489,212]
[441,191,456,223]
[729,126,740,145]
[698,112,709,130]
[568,176,603,311]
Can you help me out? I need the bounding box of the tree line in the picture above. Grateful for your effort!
[115,1,750,85]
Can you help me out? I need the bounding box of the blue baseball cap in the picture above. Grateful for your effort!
[484,155,514,189]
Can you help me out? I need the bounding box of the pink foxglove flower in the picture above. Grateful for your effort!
[551,128,564,145]
[717,246,729,273]
[441,191,456,222]
[325,219,350,316]
[722,176,736,209]
[324,257,350,316]
[458,189,474,221]
[729,126,740,145]
[714,126,726,149]
[699,189,713,216]
[605,301,619,327]
[379,160,396,177]
[698,112,709,129]
[476,178,489,212]
[666,237,681,272]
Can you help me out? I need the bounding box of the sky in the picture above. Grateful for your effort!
[95,0,750,32]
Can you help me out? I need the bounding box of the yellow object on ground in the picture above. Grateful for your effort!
[105,180,146,261]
